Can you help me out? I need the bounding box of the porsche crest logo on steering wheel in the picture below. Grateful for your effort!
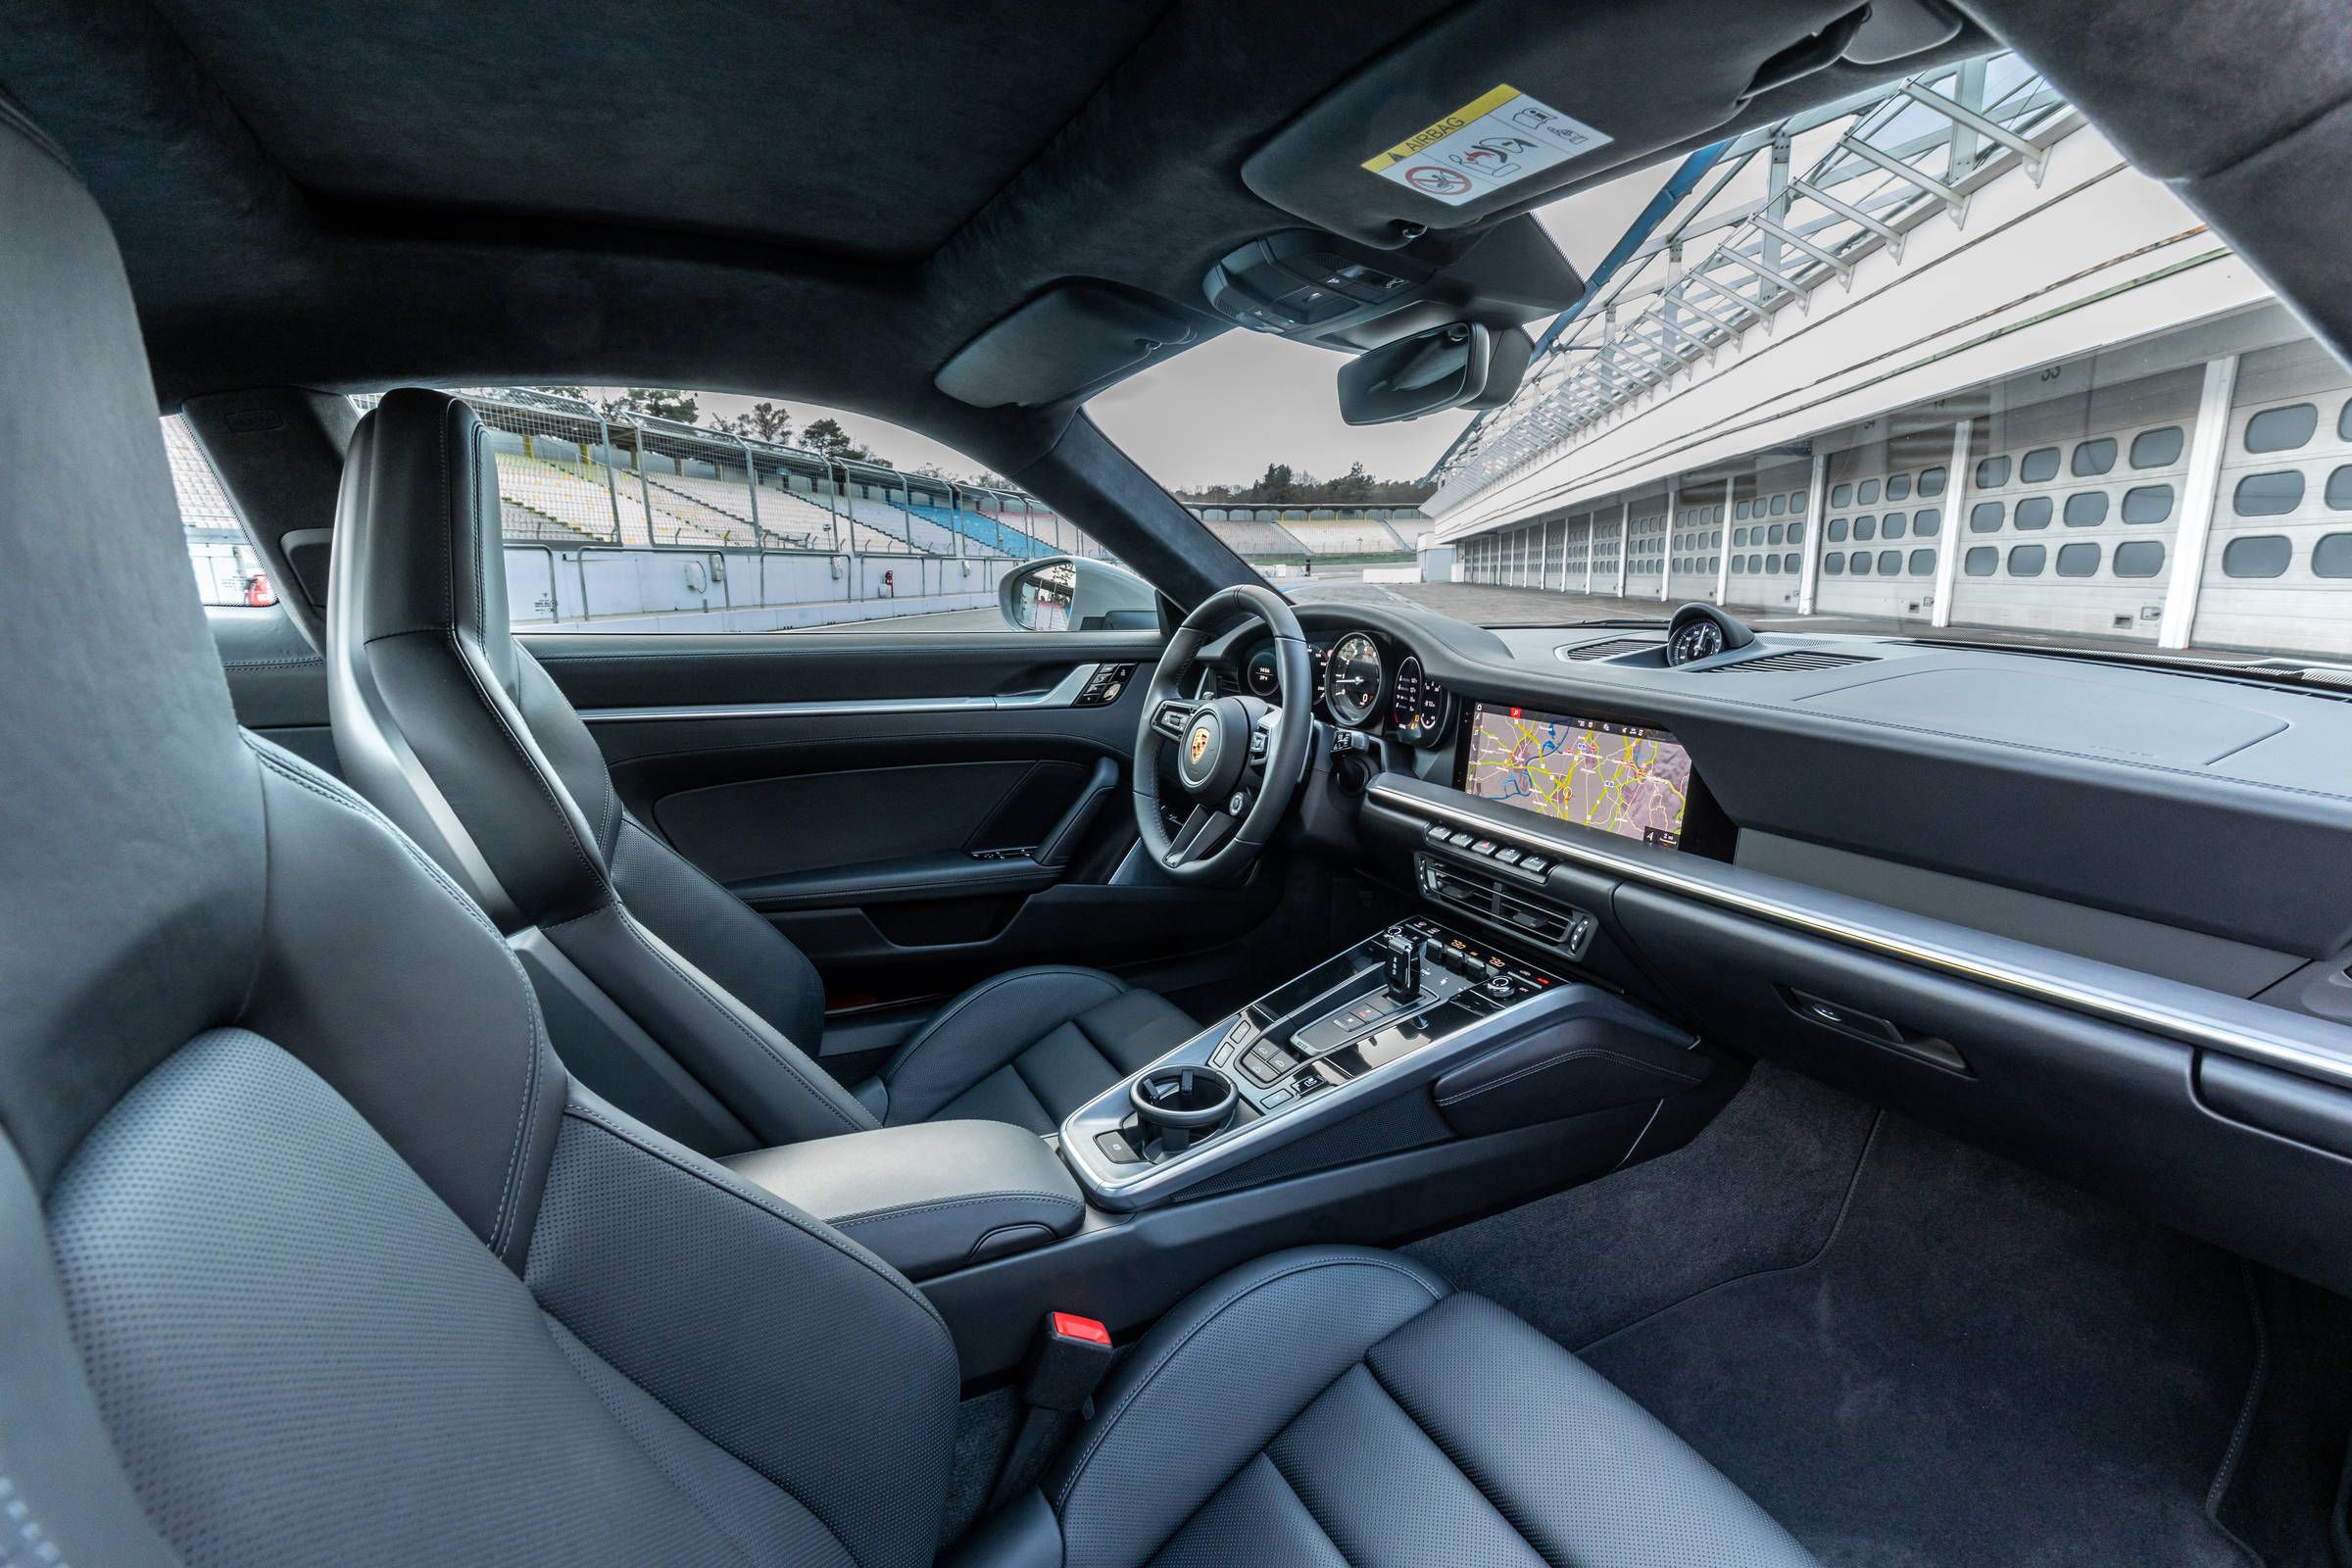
[1187,722,1213,765]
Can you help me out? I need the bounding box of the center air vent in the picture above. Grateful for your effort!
[1416,854,1594,958]
[1559,637,1662,662]
[1707,650,1877,673]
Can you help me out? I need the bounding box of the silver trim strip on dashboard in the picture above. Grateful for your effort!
[582,663,1102,722]
[1368,775,2352,1092]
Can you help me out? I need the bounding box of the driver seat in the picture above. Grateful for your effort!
[326,389,1197,1153]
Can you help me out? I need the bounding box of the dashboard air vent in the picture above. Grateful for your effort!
[1420,858,1577,948]
[1560,636,1661,662]
[1706,650,1877,674]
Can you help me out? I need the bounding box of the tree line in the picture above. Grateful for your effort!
[535,387,895,468]
[1180,462,1432,507]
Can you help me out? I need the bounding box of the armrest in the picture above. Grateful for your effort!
[724,1120,1085,1281]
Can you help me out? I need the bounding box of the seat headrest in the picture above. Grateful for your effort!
[0,101,267,1188]
[333,388,515,693]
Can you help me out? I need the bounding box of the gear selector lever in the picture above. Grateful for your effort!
[1383,928,1424,1004]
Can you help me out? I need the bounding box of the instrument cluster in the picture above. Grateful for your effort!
[1237,627,1455,750]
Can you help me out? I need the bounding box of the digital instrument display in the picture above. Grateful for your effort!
[1390,656,1447,745]
[1459,703,1692,849]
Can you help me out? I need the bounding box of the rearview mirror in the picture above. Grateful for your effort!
[1336,321,1531,426]
[1000,555,1160,632]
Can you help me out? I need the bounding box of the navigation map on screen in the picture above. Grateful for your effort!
[1461,704,1692,848]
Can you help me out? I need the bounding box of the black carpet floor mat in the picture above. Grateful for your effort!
[1574,1109,2262,1568]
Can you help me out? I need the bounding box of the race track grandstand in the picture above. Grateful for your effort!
[1423,49,2352,662]
[1185,503,1432,565]
[172,388,1114,631]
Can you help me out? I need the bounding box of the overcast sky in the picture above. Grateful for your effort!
[665,163,1670,494]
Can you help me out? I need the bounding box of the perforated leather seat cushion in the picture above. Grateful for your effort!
[1046,1248,1821,1568]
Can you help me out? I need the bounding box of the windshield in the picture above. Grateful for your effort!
[1094,47,2352,670]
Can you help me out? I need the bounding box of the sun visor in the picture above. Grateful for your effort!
[936,282,1203,409]
[1241,0,1963,248]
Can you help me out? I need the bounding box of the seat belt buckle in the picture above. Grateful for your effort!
[1019,1310,1115,1413]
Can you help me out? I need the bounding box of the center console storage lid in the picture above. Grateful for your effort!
[726,1120,1084,1282]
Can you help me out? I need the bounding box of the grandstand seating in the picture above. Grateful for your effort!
[906,502,1050,558]
[1278,518,1413,556]
[1204,517,1312,560]
[483,432,1099,562]
[492,454,623,544]
[1388,514,1437,548]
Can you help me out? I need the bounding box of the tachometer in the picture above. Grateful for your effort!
[1323,631,1386,727]
[1390,655,1450,746]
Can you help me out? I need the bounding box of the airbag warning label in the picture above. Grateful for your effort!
[1362,84,1613,207]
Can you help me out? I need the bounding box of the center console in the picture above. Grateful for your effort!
[730,911,1716,1380]
[1061,915,1657,1208]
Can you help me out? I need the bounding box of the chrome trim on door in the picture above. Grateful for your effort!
[581,663,1102,722]
[1368,775,2352,1091]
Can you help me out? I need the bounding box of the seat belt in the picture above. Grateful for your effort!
[987,1310,1116,1512]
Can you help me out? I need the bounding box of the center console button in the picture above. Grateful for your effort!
[1519,855,1548,874]
[1492,847,1521,865]
[1469,838,1496,856]
[1262,1088,1294,1107]
[1446,830,1475,848]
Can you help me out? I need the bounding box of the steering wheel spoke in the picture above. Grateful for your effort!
[1160,807,1236,869]
[1150,698,1193,743]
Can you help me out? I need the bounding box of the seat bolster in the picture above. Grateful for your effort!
[881,967,1199,1128]
[1047,1247,1451,1567]
[1364,1293,1822,1568]
[609,810,829,1054]
[541,903,876,1152]
[879,966,1130,1125]
[527,1085,959,1568]
[241,734,564,1268]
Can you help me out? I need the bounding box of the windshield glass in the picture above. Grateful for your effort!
[1095,47,2352,669]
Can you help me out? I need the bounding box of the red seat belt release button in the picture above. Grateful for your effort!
[1022,1311,1116,1412]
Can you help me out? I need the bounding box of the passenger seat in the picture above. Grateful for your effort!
[324,388,1197,1155]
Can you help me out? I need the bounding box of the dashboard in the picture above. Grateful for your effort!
[1194,594,2352,1308]
[1212,623,1732,858]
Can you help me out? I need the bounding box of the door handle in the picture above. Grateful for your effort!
[1036,757,1120,868]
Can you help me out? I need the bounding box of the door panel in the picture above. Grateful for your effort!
[526,629,1284,1008]
[654,759,1087,883]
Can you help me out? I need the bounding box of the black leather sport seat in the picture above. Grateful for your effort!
[0,105,1820,1568]
[324,387,1195,1153]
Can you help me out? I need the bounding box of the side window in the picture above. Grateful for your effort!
[444,388,1145,635]
[166,415,274,609]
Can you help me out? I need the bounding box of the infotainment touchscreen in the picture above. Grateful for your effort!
[1459,703,1693,849]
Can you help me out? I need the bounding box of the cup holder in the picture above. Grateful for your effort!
[1130,1064,1238,1155]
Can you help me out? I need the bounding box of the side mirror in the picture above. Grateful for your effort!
[1000,555,1159,632]
[1337,321,1531,426]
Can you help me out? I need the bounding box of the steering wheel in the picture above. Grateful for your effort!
[1133,584,1314,884]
